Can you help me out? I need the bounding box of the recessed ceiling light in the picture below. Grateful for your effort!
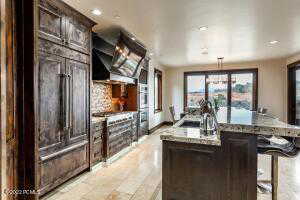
[199,26,208,31]
[269,40,279,44]
[201,48,208,55]
[131,37,136,41]
[92,9,102,16]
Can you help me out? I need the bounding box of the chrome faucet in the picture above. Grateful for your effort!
[199,100,219,135]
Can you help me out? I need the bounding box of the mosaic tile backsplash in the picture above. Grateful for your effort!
[91,82,112,113]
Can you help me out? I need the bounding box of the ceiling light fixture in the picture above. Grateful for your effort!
[269,40,279,45]
[199,26,208,31]
[206,57,236,84]
[114,14,121,19]
[92,9,102,16]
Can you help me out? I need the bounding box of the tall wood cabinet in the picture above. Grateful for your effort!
[37,0,95,195]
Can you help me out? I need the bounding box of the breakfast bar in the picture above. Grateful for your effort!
[160,107,300,200]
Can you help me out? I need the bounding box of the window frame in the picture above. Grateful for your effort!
[184,68,258,110]
[154,68,163,113]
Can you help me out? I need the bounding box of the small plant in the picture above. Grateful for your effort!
[213,97,220,111]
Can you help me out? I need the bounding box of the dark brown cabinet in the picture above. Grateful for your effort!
[91,121,105,165]
[163,141,221,200]
[38,52,66,153]
[38,54,91,195]
[162,132,258,200]
[39,0,66,45]
[36,0,95,196]
[66,16,90,54]
[38,0,91,55]
[68,60,89,145]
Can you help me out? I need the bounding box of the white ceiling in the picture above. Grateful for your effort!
[63,0,300,67]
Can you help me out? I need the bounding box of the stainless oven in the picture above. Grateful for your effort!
[140,109,148,124]
[139,84,148,108]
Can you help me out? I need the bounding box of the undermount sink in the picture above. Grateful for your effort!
[179,121,200,128]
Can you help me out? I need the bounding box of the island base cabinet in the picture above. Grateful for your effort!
[162,132,257,200]
[222,132,257,200]
[162,141,222,200]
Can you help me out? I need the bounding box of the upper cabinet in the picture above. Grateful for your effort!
[39,0,66,45]
[38,0,94,55]
[66,16,90,54]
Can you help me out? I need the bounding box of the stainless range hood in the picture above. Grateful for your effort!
[92,29,147,84]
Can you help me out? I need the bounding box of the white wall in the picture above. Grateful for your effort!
[148,58,167,129]
[164,58,288,122]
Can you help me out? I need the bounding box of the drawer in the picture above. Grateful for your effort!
[93,140,102,155]
[93,122,104,131]
[93,132,102,143]
[92,139,102,164]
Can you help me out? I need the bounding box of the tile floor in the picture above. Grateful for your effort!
[42,126,300,200]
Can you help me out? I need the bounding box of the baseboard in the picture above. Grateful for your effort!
[149,121,173,133]
[164,121,173,126]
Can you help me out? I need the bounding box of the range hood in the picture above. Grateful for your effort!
[92,29,147,84]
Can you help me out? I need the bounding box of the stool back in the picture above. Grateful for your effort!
[169,105,176,124]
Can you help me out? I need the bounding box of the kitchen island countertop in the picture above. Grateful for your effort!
[161,107,300,146]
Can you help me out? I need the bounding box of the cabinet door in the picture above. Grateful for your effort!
[66,16,90,54]
[38,0,66,45]
[38,52,66,153]
[67,60,89,145]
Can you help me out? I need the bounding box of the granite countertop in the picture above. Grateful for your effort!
[91,116,106,123]
[160,127,221,146]
[91,111,138,124]
[160,107,300,146]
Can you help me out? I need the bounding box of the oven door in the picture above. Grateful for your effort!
[139,91,148,108]
[140,110,148,124]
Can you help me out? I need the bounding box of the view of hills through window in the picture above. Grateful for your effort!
[186,73,254,110]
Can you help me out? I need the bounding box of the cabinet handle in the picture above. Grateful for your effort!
[64,73,69,131]
[59,73,70,131]
[65,74,71,131]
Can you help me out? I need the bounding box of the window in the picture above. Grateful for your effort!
[186,75,205,107]
[184,69,258,110]
[154,69,162,112]
[231,73,254,110]
[207,74,228,107]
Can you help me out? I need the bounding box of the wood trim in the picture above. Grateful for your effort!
[16,0,38,199]
[154,68,163,112]
[227,73,232,107]
[287,61,300,124]
[184,68,258,110]
[0,0,8,197]
[1,0,19,199]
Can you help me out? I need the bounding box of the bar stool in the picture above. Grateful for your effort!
[169,105,178,125]
[257,136,300,200]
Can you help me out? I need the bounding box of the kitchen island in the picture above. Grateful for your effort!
[160,107,300,200]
